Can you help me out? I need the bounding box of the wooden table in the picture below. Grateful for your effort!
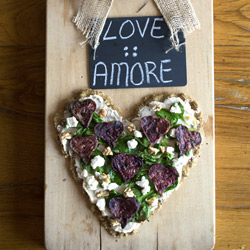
[0,0,249,249]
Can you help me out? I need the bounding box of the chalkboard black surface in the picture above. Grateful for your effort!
[89,16,186,89]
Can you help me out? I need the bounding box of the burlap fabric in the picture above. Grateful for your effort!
[73,0,200,51]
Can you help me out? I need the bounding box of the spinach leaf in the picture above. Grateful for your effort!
[85,129,95,135]
[164,180,178,193]
[133,202,151,222]
[80,163,95,175]
[74,127,87,136]
[135,137,150,147]
[156,102,189,127]
[109,170,126,185]
[113,135,143,155]
[105,190,122,203]
[92,112,103,123]
[131,187,142,198]
[156,109,178,126]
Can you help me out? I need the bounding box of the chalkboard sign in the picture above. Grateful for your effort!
[89,16,186,89]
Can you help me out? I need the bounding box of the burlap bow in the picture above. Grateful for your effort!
[73,0,200,52]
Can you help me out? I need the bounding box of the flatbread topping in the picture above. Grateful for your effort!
[111,153,143,182]
[176,125,202,155]
[70,135,98,164]
[94,121,124,148]
[148,164,179,195]
[69,99,96,128]
[141,116,171,146]
[109,197,140,229]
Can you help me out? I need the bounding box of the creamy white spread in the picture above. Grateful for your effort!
[60,94,201,234]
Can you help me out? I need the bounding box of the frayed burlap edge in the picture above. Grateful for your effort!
[54,89,203,238]
[73,0,200,52]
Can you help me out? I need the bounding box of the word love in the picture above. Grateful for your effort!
[89,16,187,89]
[102,17,165,41]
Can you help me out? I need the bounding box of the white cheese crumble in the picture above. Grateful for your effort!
[108,183,119,191]
[82,169,88,178]
[86,176,99,191]
[66,116,78,128]
[96,198,106,211]
[136,176,151,195]
[134,130,143,138]
[90,155,105,169]
[169,128,176,138]
[127,139,138,149]
[170,103,182,114]
[166,146,175,155]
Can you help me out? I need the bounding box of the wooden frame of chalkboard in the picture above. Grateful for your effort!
[89,16,187,89]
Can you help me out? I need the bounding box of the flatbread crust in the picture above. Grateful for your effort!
[54,89,203,237]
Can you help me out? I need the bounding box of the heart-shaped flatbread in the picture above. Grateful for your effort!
[55,89,202,238]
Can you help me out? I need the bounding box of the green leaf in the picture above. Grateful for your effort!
[164,180,178,193]
[185,150,191,156]
[135,137,150,147]
[156,109,178,126]
[74,127,87,136]
[85,129,95,135]
[133,202,151,222]
[109,170,126,185]
[131,187,142,198]
[92,112,103,123]
[105,190,122,203]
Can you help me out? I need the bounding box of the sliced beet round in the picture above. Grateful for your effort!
[141,116,170,146]
[175,125,202,155]
[69,99,96,128]
[148,164,179,195]
[69,135,98,164]
[111,153,143,182]
[94,121,124,148]
[109,197,140,228]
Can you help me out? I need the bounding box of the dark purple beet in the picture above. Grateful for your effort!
[141,116,170,146]
[175,125,202,155]
[69,135,98,164]
[148,164,179,195]
[94,121,124,148]
[111,153,143,182]
[69,99,96,128]
[109,197,140,228]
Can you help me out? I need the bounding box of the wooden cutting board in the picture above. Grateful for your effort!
[45,0,215,249]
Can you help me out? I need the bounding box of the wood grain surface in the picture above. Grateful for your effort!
[45,0,214,249]
[0,0,249,250]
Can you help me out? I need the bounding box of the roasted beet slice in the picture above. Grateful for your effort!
[109,197,140,228]
[148,164,179,195]
[69,99,96,128]
[94,121,124,148]
[111,153,143,182]
[69,135,98,164]
[141,116,170,146]
[175,125,202,155]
